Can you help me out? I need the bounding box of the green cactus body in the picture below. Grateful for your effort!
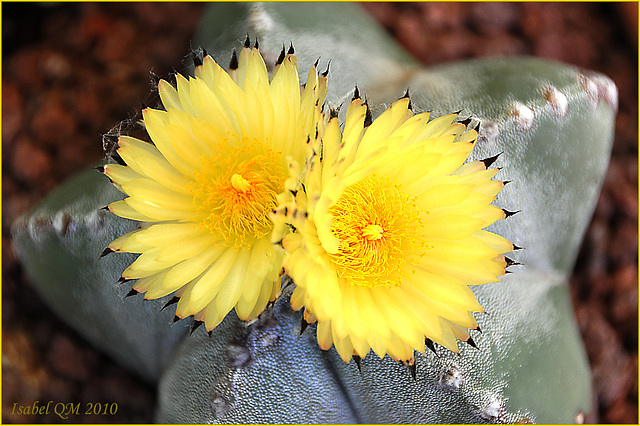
[11,2,616,423]
[11,169,189,382]
[157,274,586,423]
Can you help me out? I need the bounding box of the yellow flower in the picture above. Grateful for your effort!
[272,91,514,363]
[103,41,328,331]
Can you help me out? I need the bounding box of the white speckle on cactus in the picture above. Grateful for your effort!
[256,330,280,349]
[84,209,107,235]
[227,343,252,368]
[509,101,534,130]
[604,79,618,111]
[478,120,500,146]
[438,362,464,391]
[249,3,275,32]
[248,313,280,351]
[27,217,50,243]
[574,411,585,424]
[543,85,569,118]
[53,211,73,237]
[478,393,505,422]
[578,73,600,110]
[578,72,618,112]
[210,394,232,418]
[594,74,619,112]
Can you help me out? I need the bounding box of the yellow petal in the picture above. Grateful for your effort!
[108,199,158,222]
[342,284,370,342]
[421,214,486,240]
[203,300,226,331]
[155,232,216,264]
[371,287,423,351]
[357,98,412,158]
[135,270,168,294]
[333,332,355,362]
[121,178,194,212]
[143,108,195,177]
[123,196,192,222]
[476,230,514,253]
[239,237,279,307]
[317,319,333,351]
[150,245,226,298]
[104,163,143,187]
[131,223,202,248]
[214,248,252,317]
[304,264,341,320]
[246,274,279,319]
[175,72,198,116]
[185,248,238,313]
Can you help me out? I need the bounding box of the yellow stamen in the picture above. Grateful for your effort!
[231,173,252,193]
[189,137,287,249]
[362,224,384,241]
[328,174,424,287]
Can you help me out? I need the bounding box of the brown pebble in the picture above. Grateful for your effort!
[75,6,114,50]
[470,2,520,34]
[12,137,52,184]
[606,161,638,220]
[360,2,398,29]
[43,52,72,82]
[30,92,77,149]
[419,3,466,33]
[97,20,137,64]
[394,13,429,62]
[609,264,638,330]
[2,82,24,143]
[608,221,637,267]
[1,328,50,423]
[47,334,95,381]
[6,47,53,90]
[605,393,639,424]
[474,32,528,57]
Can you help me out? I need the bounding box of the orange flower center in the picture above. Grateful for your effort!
[189,136,286,249]
[328,174,425,287]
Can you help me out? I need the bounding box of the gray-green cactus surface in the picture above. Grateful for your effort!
[158,273,588,424]
[11,2,617,424]
[11,169,189,382]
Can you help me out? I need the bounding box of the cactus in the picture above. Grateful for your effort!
[11,169,189,382]
[11,2,616,423]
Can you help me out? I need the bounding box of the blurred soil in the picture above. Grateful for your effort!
[2,2,637,423]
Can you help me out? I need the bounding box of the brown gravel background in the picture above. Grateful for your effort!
[2,3,637,424]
